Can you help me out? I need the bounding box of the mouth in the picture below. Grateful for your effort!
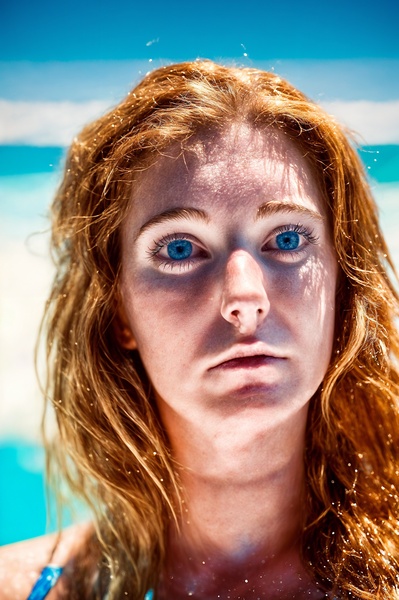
[209,348,284,371]
[214,355,277,370]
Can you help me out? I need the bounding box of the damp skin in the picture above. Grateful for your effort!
[118,124,338,597]
[119,124,337,487]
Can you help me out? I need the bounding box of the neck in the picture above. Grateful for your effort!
[178,446,305,556]
[158,402,318,598]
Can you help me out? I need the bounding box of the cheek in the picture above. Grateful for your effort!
[292,252,335,302]
[302,257,337,370]
[121,272,215,361]
[270,255,337,350]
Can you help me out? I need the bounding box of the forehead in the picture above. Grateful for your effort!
[129,124,324,225]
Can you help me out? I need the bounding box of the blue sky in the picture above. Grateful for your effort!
[0,1,398,146]
[2,0,398,62]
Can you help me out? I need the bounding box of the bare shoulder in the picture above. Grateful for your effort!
[0,522,92,600]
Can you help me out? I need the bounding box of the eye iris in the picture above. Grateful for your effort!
[167,239,193,260]
[276,231,300,250]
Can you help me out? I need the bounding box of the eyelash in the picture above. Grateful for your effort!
[146,233,207,271]
[263,224,319,256]
[146,224,319,271]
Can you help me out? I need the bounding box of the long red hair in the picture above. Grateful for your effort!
[42,60,399,598]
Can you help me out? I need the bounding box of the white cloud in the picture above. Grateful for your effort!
[0,98,399,147]
[321,100,399,145]
[0,99,111,146]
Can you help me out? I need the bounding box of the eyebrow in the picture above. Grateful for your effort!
[135,200,324,241]
[135,207,209,241]
[256,201,324,222]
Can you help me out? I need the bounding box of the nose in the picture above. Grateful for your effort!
[220,251,270,335]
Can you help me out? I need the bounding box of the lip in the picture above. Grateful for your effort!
[208,345,285,371]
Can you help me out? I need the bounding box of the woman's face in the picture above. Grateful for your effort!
[119,125,337,446]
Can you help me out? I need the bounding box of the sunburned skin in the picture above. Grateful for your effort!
[0,523,92,600]
[116,123,338,598]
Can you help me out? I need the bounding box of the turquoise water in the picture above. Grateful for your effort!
[0,144,398,181]
[0,443,48,545]
[0,443,54,545]
[0,441,84,546]
[0,146,66,177]
[0,143,398,547]
[358,145,399,183]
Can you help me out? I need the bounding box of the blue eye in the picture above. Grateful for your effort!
[167,239,193,260]
[275,231,300,251]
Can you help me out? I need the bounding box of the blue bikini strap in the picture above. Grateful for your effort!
[26,565,63,600]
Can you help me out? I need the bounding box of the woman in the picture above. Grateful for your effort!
[2,60,399,599]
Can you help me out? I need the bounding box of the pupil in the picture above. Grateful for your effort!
[167,239,193,260]
[276,231,300,250]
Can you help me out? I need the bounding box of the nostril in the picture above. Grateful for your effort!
[231,309,239,318]
[257,308,263,315]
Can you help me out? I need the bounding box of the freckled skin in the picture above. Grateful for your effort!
[0,524,92,600]
[120,125,337,448]
[119,125,337,598]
